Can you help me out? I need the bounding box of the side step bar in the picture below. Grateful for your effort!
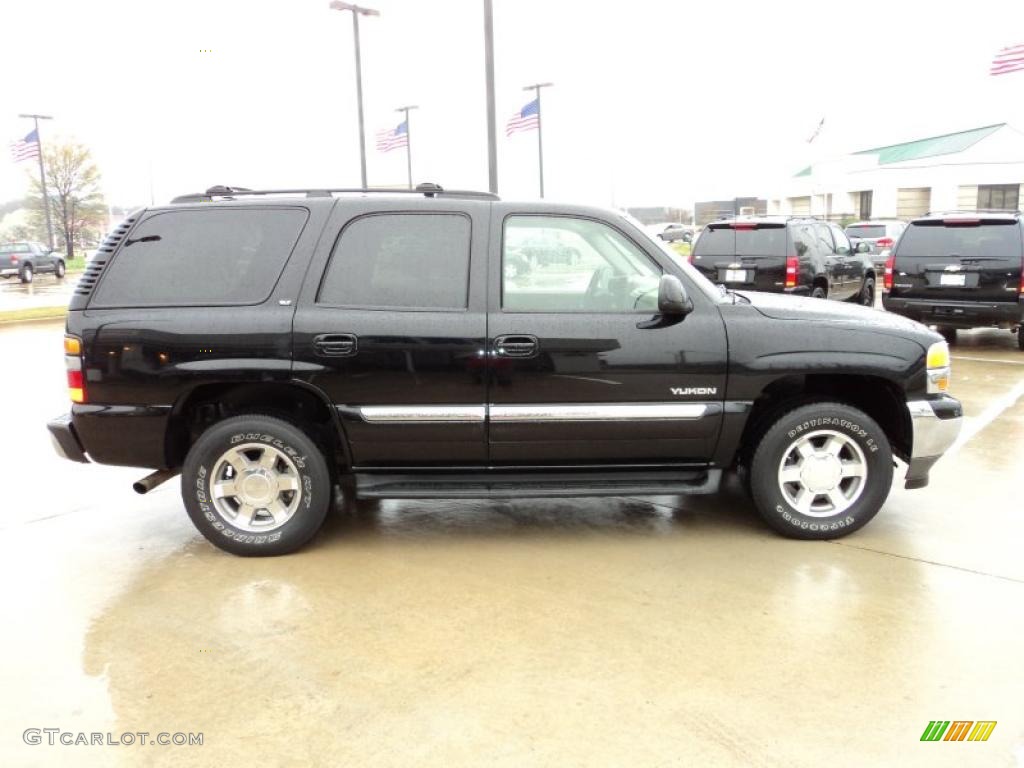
[355,468,722,500]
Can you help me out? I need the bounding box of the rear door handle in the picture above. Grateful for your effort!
[313,333,358,357]
[494,334,538,358]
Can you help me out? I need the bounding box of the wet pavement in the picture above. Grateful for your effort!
[0,273,79,311]
[1,320,1022,767]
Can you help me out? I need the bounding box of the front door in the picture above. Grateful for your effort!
[487,208,728,464]
[292,200,490,466]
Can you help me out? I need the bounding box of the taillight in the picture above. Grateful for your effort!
[785,256,799,288]
[10,256,17,265]
[876,237,894,249]
[884,252,895,292]
[64,335,85,403]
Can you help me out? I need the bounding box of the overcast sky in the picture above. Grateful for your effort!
[2,0,1024,209]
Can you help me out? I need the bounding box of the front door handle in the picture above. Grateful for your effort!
[313,333,358,357]
[494,334,538,358]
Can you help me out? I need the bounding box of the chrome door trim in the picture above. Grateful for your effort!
[359,406,486,423]
[489,403,708,422]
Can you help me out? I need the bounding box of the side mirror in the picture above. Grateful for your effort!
[657,274,693,315]
[855,241,871,253]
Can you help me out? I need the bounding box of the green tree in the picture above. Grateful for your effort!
[26,141,106,260]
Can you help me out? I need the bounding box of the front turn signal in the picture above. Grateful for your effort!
[926,341,951,394]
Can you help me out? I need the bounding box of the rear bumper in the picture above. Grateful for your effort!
[0,267,18,277]
[47,413,89,463]
[883,295,1023,329]
[904,396,962,489]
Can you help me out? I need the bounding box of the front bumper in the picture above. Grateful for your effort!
[883,295,1023,329]
[904,396,962,489]
[47,413,89,463]
[0,267,18,277]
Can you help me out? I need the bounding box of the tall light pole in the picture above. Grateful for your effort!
[483,0,498,194]
[329,1,379,188]
[522,82,553,198]
[395,105,418,189]
[18,113,55,250]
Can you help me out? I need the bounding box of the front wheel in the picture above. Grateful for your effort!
[54,260,66,279]
[181,414,331,555]
[749,402,893,539]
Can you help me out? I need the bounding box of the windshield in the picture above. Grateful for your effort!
[619,212,724,302]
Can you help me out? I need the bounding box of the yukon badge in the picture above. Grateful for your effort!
[944,264,962,272]
[671,387,717,396]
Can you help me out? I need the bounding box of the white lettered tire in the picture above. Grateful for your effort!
[181,414,331,556]
[749,402,893,539]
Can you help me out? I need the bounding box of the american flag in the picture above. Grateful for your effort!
[990,44,1024,76]
[506,99,539,136]
[9,129,40,163]
[376,121,408,152]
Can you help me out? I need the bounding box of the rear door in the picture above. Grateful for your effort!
[690,221,789,291]
[813,223,847,296]
[291,200,490,467]
[830,224,863,295]
[891,218,1023,303]
[486,207,727,464]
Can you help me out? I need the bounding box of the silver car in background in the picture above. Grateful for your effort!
[845,220,906,270]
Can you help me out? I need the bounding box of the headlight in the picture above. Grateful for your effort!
[926,341,951,393]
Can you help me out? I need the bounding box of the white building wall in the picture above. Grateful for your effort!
[772,125,1024,219]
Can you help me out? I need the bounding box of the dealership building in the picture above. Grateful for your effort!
[769,123,1024,221]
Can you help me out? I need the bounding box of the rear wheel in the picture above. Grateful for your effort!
[810,284,827,299]
[181,414,331,556]
[858,276,875,306]
[1017,327,1024,351]
[940,327,957,345]
[749,402,893,539]
[20,265,33,284]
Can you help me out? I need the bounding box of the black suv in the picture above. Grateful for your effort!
[882,211,1024,350]
[47,185,961,556]
[691,217,876,305]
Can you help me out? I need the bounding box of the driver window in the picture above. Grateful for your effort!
[831,225,852,255]
[503,216,662,313]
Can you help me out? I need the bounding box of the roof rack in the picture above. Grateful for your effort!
[924,208,1021,217]
[170,182,499,204]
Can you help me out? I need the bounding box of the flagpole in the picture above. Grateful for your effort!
[522,83,553,198]
[396,105,418,190]
[19,113,55,250]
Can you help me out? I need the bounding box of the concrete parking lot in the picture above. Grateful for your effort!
[0,273,79,312]
[1,319,1022,767]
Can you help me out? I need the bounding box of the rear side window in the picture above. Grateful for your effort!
[846,225,886,239]
[896,221,1022,259]
[319,213,471,309]
[693,224,787,257]
[91,208,307,307]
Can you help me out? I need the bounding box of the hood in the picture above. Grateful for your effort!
[738,290,937,337]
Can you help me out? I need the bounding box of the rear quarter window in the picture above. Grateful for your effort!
[90,207,308,307]
[896,221,1023,259]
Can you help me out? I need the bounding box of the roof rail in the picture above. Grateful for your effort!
[170,182,499,204]
[924,208,1022,217]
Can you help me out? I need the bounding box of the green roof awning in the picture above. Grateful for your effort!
[854,124,1004,165]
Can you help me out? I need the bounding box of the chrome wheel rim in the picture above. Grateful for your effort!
[210,443,302,532]
[777,429,867,517]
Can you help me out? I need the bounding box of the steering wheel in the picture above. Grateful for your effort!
[585,265,614,299]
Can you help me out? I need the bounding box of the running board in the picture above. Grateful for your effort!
[355,468,722,499]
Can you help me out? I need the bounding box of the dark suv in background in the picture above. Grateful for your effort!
[882,211,1024,349]
[691,216,876,305]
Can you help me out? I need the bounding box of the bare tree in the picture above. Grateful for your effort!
[27,141,106,260]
